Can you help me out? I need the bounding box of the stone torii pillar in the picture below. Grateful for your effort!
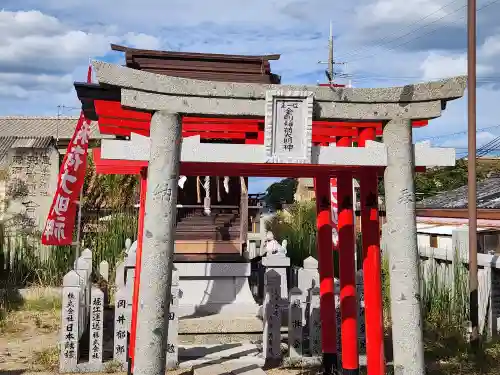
[133,111,182,375]
[87,60,466,375]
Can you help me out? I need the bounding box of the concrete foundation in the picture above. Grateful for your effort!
[175,262,260,316]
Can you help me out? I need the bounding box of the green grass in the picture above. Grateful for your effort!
[31,346,59,371]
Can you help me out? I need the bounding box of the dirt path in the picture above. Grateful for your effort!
[0,303,316,375]
[0,307,60,371]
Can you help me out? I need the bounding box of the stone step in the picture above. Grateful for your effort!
[176,225,240,231]
[175,234,239,241]
[176,235,240,241]
[193,363,266,375]
[179,314,263,345]
[179,343,265,371]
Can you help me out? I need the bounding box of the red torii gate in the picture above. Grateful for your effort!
[84,85,429,375]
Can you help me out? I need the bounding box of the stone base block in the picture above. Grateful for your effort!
[177,262,260,317]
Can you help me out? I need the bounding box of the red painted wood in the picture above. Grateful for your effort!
[182,131,247,139]
[129,169,147,370]
[337,172,358,371]
[92,100,430,142]
[95,100,152,121]
[314,175,337,356]
[92,148,146,174]
[183,123,259,132]
[314,121,380,128]
[99,117,150,130]
[360,169,385,375]
[358,128,377,147]
[336,135,352,147]
[182,117,262,124]
[98,125,133,137]
[313,127,358,137]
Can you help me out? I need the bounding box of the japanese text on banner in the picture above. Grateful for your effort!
[41,113,91,245]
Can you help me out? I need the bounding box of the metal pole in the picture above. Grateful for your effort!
[328,21,334,85]
[75,187,83,261]
[467,0,479,349]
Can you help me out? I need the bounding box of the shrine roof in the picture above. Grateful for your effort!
[418,175,500,209]
[111,43,281,84]
[0,116,110,140]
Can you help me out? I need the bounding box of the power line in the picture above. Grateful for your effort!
[344,74,500,83]
[415,124,500,142]
[342,0,500,63]
[340,0,466,60]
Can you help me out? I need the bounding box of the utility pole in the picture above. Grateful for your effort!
[467,0,479,350]
[318,21,346,85]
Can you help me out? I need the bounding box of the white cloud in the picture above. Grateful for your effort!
[356,0,457,27]
[123,32,162,50]
[419,52,494,81]
[0,10,168,102]
[481,34,500,59]
[0,0,499,144]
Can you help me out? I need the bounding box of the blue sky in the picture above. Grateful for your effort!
[1,0,500,193]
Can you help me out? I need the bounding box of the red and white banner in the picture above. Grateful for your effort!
[330,177,339,247]
[41,66,92,245]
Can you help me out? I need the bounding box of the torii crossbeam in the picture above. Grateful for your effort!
[75,60,466,375]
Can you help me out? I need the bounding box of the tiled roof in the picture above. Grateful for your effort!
[11,136,53,149]
[0,136,55,166]
[0,116,111,140]
[418,176,500,209]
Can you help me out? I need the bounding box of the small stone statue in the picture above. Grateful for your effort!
[264,231,287,256]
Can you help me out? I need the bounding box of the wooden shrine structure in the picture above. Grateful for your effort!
[74,45,466,375]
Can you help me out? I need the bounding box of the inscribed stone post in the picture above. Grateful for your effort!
[90,288,104,367]
[288,287,306,360]
[82,249,93,317]
[60,271,81,373]
[263,270,282,360]
[99,260,109,305]
[166,269,180,369]
[262,254,290,306]
[356,270,366,353]
[114,288,130,365]
[115,260,125,289]
[298,256,319,310]
[75,257,90,335]
[334,280,342,359]
[308,287,321,357]
[133,111,182,375]
[99,260,109,282]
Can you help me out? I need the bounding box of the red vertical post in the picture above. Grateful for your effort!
[314,175,338,375]
[128,169,148,373]
[359,127,385,375]
[337,171,358,374]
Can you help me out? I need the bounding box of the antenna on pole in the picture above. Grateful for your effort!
[318,21,347,85]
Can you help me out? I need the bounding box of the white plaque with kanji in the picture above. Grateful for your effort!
[264,90,314,164]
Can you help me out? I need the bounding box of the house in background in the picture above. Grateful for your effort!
[0,117,111,231]
[416,173,500,253]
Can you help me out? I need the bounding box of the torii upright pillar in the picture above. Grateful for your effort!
[358,127,385,375]
[314,175,337,375]
[133,111,182,375]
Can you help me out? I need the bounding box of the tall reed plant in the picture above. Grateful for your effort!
[266,201,340,273]
[1,209,138,288]
[266,201,317,266]
[420,250,469,331]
